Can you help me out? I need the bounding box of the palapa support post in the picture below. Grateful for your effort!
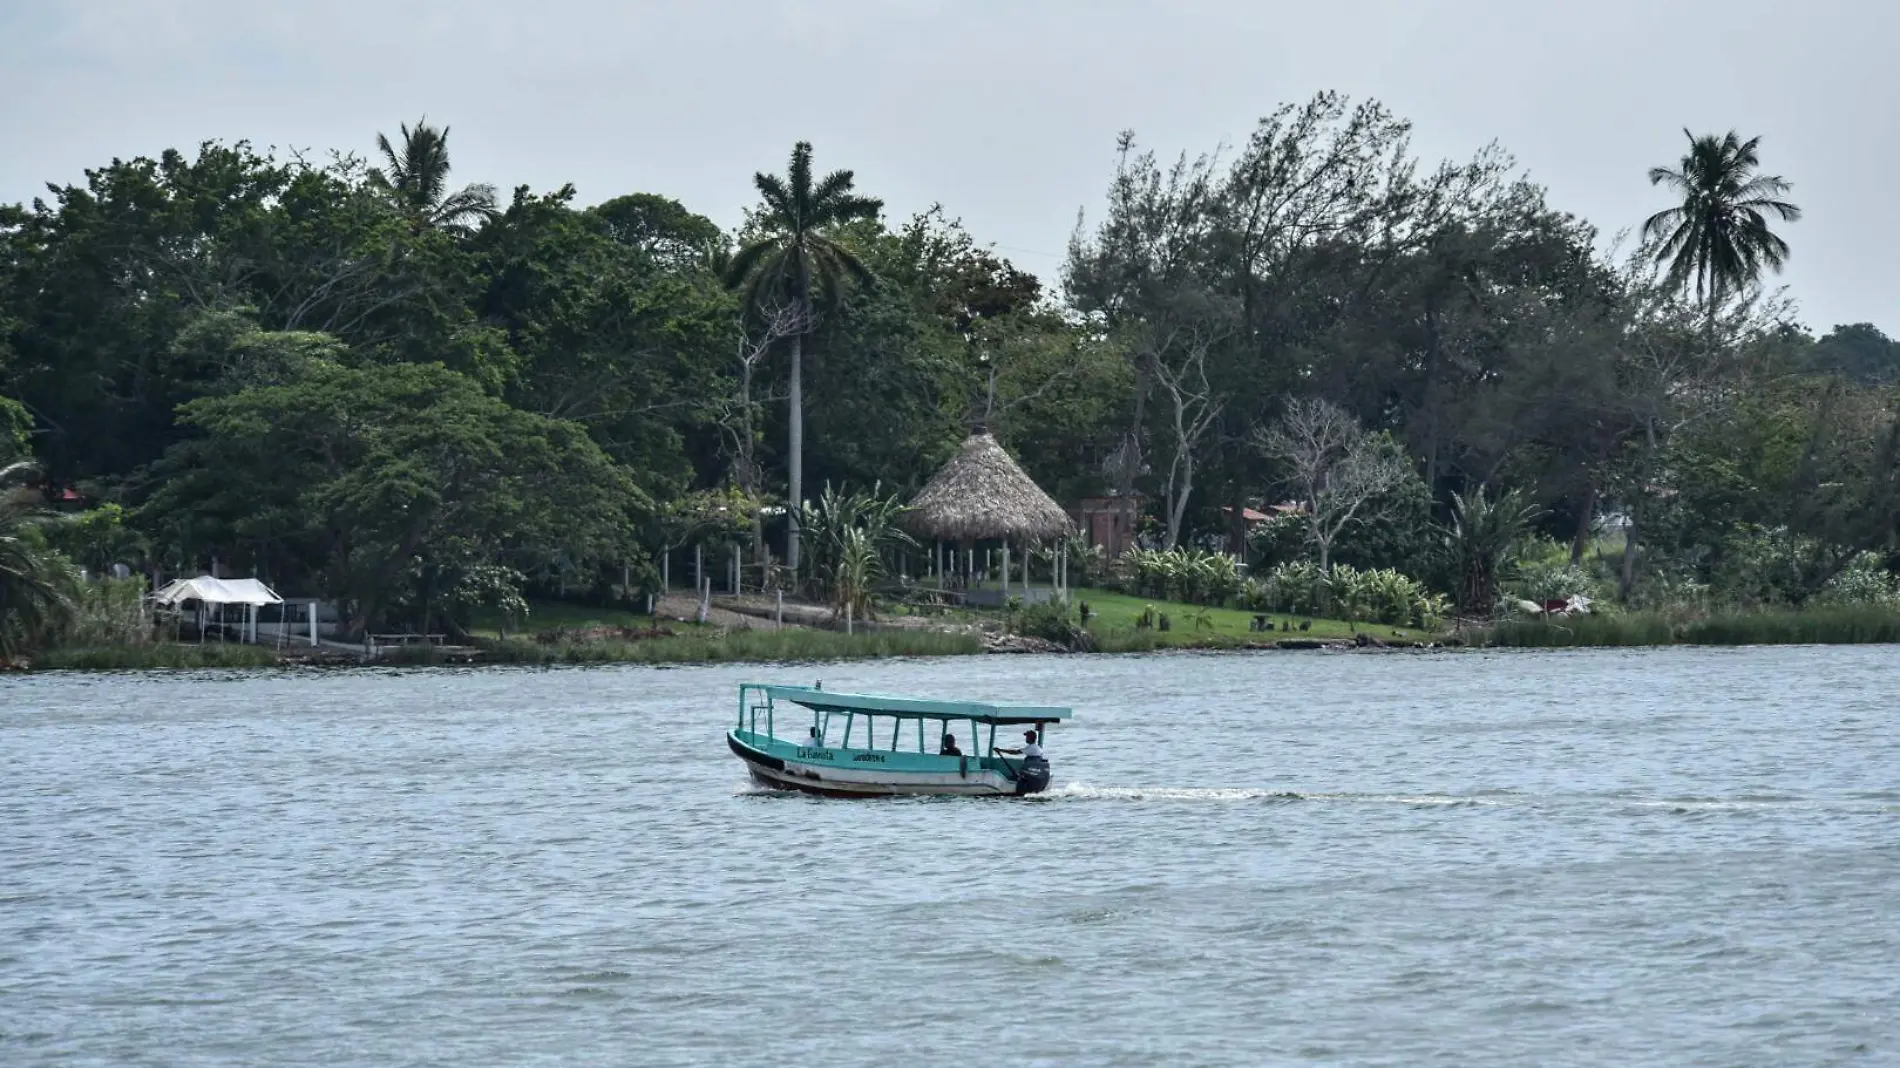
[1001,541,1010,598]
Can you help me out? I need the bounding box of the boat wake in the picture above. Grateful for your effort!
[1036,786,1899,813]
[734,780,1898,812]
[1038,784,1304,803]
[1038,784,1512,805]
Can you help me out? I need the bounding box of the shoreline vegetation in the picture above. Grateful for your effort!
[7,107,1900,676]
[1474,604,1900,648]
[19,599,1900,672]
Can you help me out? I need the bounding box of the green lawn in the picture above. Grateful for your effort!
[1069,587,1424,644]
[467,599,686,638]
[467,587,1433,654]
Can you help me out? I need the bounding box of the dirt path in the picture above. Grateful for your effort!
[652,593,799,630]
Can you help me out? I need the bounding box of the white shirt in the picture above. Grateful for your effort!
[1020,742,1045,759]
[805,733,823,749]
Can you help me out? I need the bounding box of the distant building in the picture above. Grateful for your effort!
[1074,495,1143,557]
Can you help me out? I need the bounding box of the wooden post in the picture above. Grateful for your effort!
[1002,541,1011,598]
[308,601,318,646]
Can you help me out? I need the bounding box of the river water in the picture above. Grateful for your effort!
[2,647,1896,1066]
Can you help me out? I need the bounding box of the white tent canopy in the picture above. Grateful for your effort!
[152,575,284,607]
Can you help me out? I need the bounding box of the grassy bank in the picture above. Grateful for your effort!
[466,599,672,638]
[1478,605,1900,647]
[33,643,282,670]
[382,626,984,666]
[1071,587,1424,646]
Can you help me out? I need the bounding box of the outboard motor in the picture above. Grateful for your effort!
[1014,755,1052,796]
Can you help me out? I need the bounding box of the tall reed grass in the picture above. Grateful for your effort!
[1478,606,1900,647]
[431,627,984,666]
[36,643,280,670]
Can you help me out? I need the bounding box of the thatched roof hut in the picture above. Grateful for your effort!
[905,432,1073,543]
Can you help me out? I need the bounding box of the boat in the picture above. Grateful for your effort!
[726,683,1070,797]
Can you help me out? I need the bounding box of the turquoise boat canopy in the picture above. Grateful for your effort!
[750,684,1071,725]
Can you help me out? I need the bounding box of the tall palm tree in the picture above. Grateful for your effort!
[725,142,882,572]
[368,118,499,234]
[1642,130,1801,329]
[1445,484,1542,619]
[0,462,74,657]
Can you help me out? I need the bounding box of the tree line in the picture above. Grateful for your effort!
[4,91,1898,647]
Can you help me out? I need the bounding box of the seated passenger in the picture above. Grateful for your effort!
[939,731,963,756]
[805,726,824,749]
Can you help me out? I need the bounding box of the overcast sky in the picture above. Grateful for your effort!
[2,0,1892,333]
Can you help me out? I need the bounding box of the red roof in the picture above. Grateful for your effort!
[1220,506,1273,522]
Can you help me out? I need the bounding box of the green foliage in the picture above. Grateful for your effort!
[145,358,645,635]
[60,576,152,648]
[1642,130,1800,309]
[1446,486,1544,618]
[0,107,1889,632]
[367,118,498,234]
[1805,323,1900,385]
[1481,606,1900,647]
[1007,598,1095,650]
[1509,557,1614,606]
[1249,561,1331,617]
[1328,564,1447,628]
[478,626,979,665]
[796,483,914,617]
[42,503,149,575]
[1815,554,1900,607]
[1116,547,1245,605]
[0,396,29,462]
[34,642,279,671]
[1,463,78,656]
[1245,512,1308,569]
[1250,561,1443,628]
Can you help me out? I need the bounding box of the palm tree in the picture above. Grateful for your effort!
[1445,484,1543,619]
[0,462,75,657]
[725,142,882,573]
[1642,130,1801,331]
[368,118,499,234]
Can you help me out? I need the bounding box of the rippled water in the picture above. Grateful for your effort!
[3,647,1897,1066]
